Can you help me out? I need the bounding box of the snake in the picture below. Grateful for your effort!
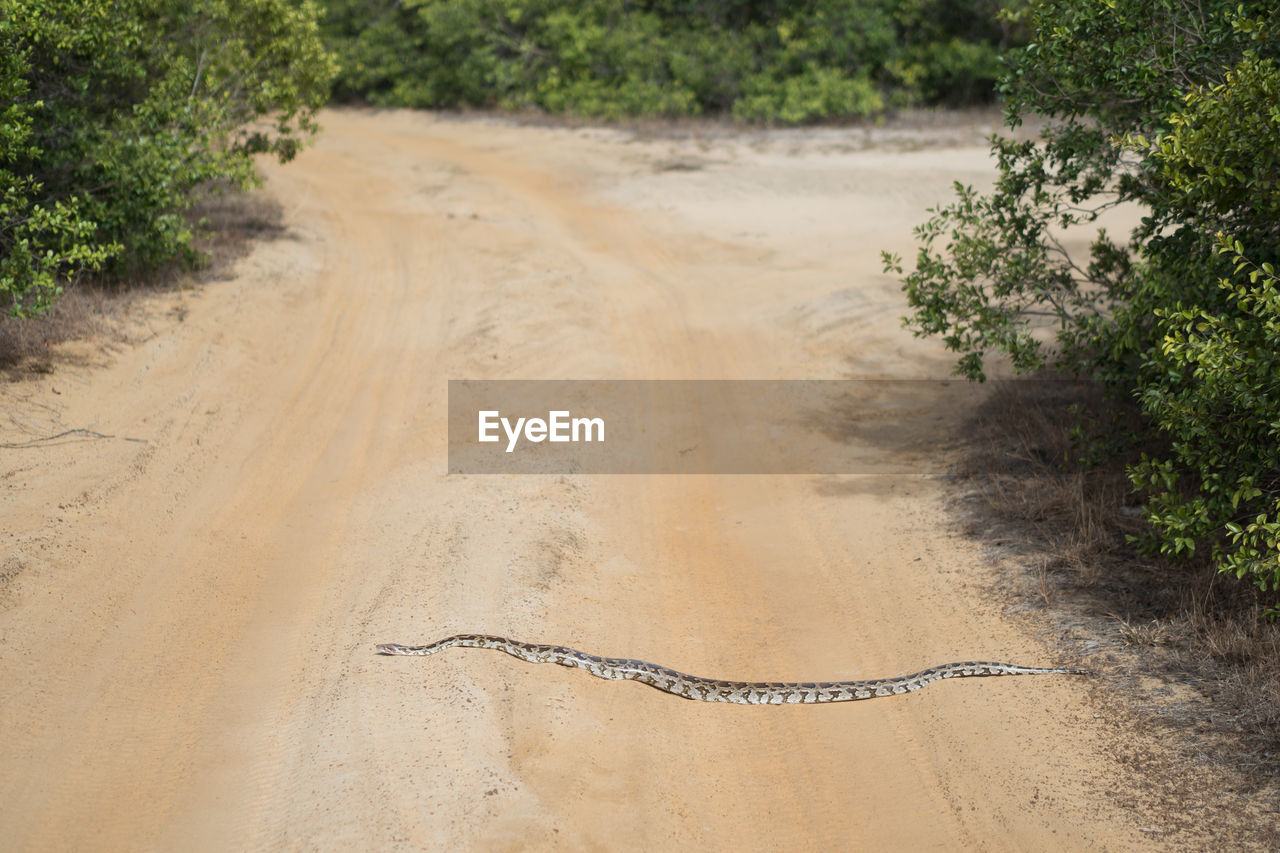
[376,634,1087,705]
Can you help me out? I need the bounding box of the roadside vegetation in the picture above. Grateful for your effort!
[887,0,1280,612]
[319,0,1017,121]
[0,0,335,322]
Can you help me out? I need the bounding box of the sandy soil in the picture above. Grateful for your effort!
[0,109,1183,850]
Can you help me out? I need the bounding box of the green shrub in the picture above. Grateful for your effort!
[733,66,883,124]
[0,0,336,315]
[1129,45,1280,596]
[319,0,1021,121]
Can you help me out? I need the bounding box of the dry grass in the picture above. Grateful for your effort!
[956,380,1151,582]
[0,187,282,374]
[953,379,1280,843]
[0,284,140,374]
[1112,613,1173,648]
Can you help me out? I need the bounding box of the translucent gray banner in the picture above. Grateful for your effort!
[447,379,1024,474]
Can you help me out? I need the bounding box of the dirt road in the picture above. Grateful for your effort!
[2,110,1159,849]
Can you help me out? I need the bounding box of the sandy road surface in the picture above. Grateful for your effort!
[1,110,1163,850]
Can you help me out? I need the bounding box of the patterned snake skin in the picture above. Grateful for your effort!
[376,634,1087,704]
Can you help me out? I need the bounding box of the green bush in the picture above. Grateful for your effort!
[319,0,1018,122]
[1129,44,1280,595]
[0,0,336,316]
[887,1,1280,604]
[733,66,883,123]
